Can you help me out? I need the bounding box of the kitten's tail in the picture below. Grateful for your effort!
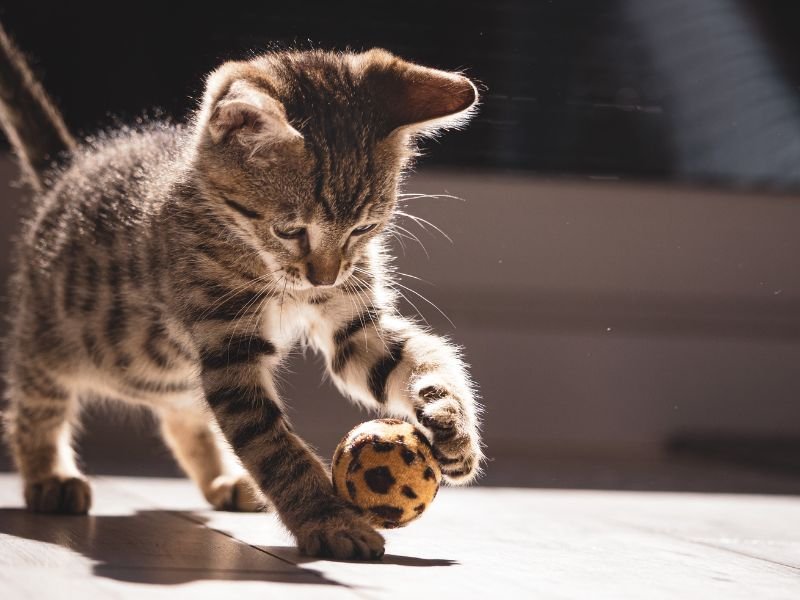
[0,22,75,191]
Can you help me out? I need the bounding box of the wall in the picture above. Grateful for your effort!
[1,157,799,480]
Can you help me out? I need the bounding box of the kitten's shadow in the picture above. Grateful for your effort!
[0,507,456,589]
[0,507,339,586]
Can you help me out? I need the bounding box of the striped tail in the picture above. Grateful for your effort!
[0,22,75,191]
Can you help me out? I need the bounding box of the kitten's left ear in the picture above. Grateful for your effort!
[358,49,479,137]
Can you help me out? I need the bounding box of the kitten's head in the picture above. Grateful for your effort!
[190,49,477,290]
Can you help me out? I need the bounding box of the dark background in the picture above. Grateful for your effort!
[2,0,800,182]
[1,1,800,493]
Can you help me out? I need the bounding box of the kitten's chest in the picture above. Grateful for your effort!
[259,294,346,350]
[258,297,311,349]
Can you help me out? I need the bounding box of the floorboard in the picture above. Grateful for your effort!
[0,474,798,598]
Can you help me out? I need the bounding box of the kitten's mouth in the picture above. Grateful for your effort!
[289,268,355,291]
[279,273,341,292]
[301,276,347,291]
[275,264,356,293]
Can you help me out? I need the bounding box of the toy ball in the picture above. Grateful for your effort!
[332,419,441,529]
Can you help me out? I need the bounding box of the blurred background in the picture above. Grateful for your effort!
[1,0,799,493]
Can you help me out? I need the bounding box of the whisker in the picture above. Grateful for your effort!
[350,267,409,334]
[388,223,429,259]
[397,271,433,286]
[395,210,453,244]
[341,280,369,350]
[342,279,374,350]
[387,230,407,254]
[223,275,285,357]
[389,284,430,328]
[397,192,466,202]
[392,280,455,329]
[195,269,278,322]
[385,226,415,244]
[279,275,289,329]
[347,274,389,352]
[246,280,282,357]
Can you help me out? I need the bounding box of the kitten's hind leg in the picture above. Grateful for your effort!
[159,409,265,512]
[4,367,91,515]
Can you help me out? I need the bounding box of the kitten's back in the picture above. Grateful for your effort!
[21,124,186,266]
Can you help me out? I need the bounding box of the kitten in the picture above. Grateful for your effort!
[0,25,483,560]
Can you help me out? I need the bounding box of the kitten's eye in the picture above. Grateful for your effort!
[274,225,307,240]
[225,198,263,220]
[351,223,377,236]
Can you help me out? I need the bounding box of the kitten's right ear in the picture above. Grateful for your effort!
[202,69,302,149]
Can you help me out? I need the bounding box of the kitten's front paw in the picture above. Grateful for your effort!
[207,474,267,512]
[295,502,385,561]
[416,387,482,485]
[25,476,92,515]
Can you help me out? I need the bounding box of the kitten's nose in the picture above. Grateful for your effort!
[306,255,340,287]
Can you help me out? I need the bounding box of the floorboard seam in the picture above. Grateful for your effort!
[168,510,298,568]
[678,539,800,573]
[609,518,800,574]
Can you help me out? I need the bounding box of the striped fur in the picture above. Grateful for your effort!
[1,45,482,560]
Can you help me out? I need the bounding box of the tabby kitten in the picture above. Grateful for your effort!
[0,25,482,560]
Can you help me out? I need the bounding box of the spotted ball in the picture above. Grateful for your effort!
[332,419,441,529]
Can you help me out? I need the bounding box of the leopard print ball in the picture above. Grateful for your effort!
[332,419,441,529]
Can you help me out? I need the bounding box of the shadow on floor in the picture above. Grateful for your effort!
[0,508,342,586]
[0,507,457,587]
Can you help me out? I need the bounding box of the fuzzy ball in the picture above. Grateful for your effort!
[332,419,441,529]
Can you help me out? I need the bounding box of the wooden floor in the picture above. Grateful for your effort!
[0,474,798,598]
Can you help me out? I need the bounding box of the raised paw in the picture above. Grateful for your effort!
[295,503,385,561]
[25,476,92,515]
[416,387,483,485]
[207,474,267,512]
